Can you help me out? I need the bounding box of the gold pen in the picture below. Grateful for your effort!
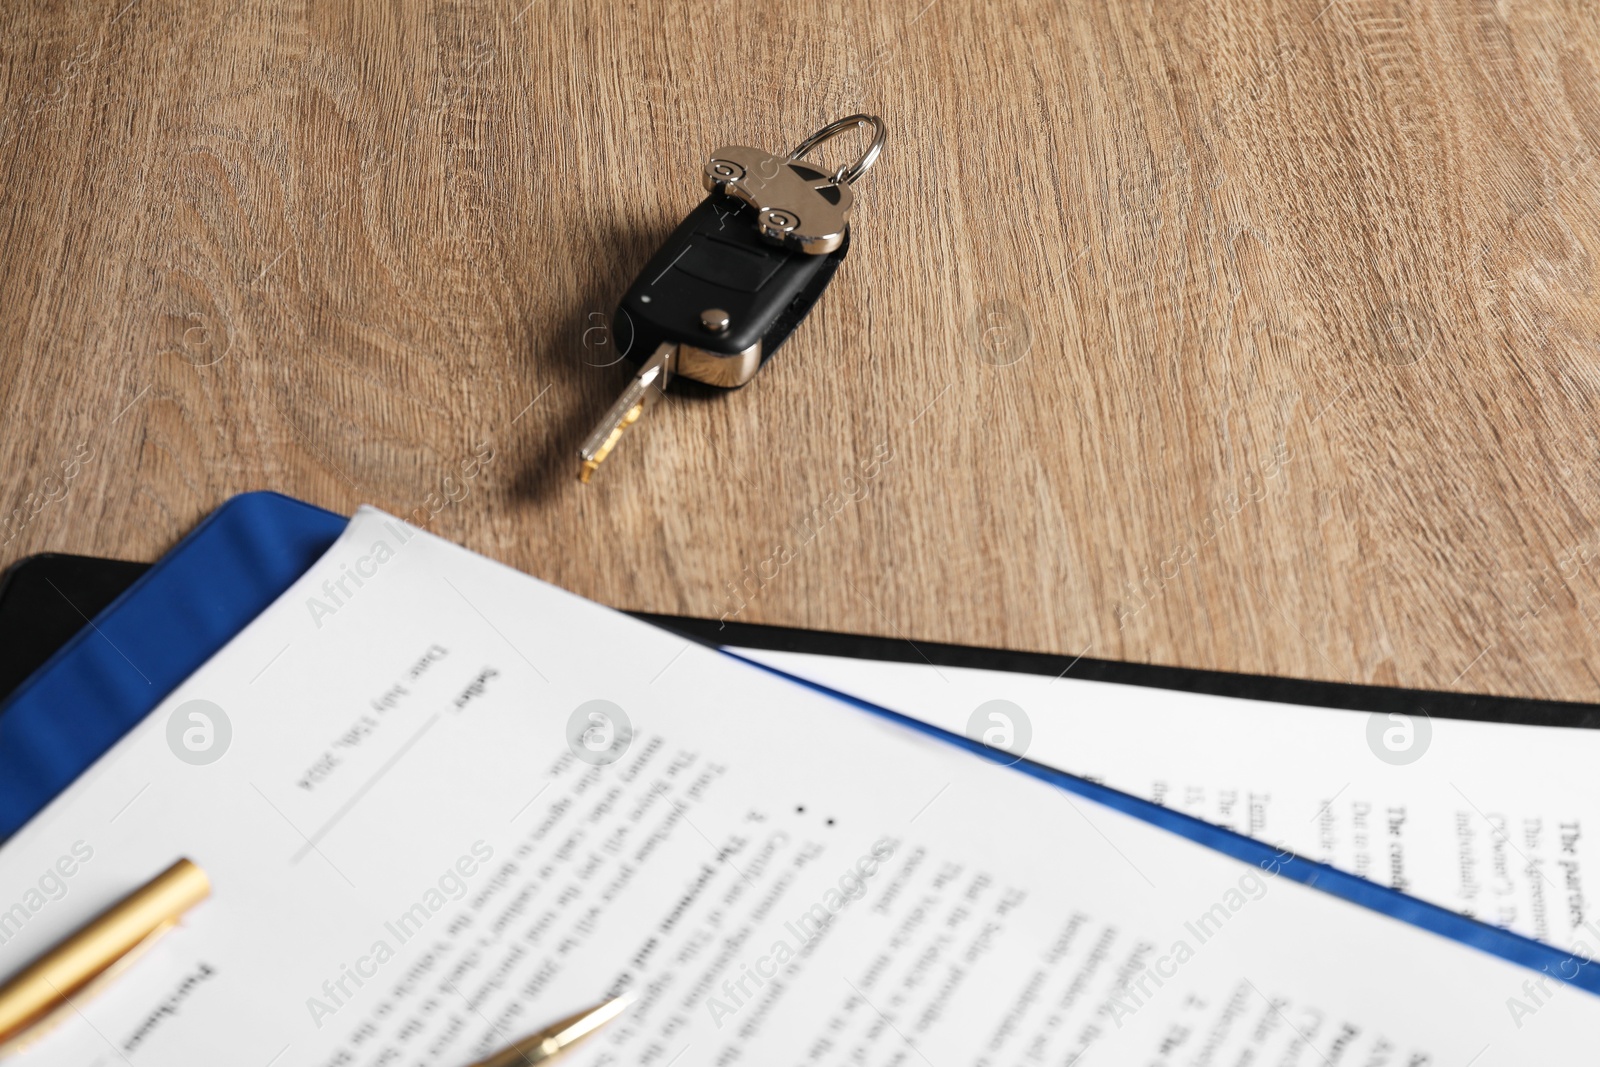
[468,992,634,1067]
[0,857,210,1059]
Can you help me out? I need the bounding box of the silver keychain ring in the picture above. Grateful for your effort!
[788,114,887,186]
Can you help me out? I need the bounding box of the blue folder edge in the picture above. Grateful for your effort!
[728,651,1600,996]
[1,490,1593,997]
[0,491,347,840]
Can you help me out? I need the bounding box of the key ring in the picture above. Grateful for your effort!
[788,114,887,186]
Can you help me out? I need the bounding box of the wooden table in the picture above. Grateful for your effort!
[3,0,1597,701]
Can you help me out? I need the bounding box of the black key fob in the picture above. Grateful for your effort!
[612,196,848,389]
[579,115,885,481]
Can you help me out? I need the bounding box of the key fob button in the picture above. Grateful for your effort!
[674,238,784,293]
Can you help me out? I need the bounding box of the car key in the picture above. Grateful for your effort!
[577,114,886,482]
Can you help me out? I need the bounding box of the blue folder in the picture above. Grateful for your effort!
[0,492,345,839]
[0,491,1593,995]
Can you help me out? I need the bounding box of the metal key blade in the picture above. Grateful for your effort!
[577,342,676,483]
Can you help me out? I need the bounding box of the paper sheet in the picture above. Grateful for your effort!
[737,648,1600,959]
[1,508,1594,1065]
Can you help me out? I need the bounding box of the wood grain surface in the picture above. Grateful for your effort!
[2,0,1598,701]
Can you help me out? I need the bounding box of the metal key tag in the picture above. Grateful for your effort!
[703,115,886,255]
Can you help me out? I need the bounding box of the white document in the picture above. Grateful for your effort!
[1,508,1594,1066]
[737,648,1600,958]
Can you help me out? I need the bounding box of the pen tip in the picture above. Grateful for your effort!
[538,990,635,1053]
[589,990,635,1022]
